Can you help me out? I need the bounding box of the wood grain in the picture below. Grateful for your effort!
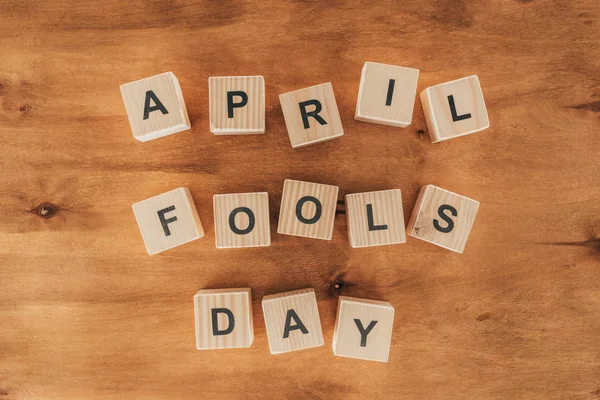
[332,296,395,363]
[213,192,270,248]
[345,189,406,248]
[0,0,599,399]
[132,187,204,255]
[194,288,254,349]
[277,179,339,240]
[262,288,324,354]
[406,184,480,253]
[279,82,344,148]
[208,76,265,134]
[355,62,419,127]
[420,75,489,143]
[120,72,191,142]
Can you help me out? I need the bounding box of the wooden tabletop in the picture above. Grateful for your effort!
[1,1,598,399]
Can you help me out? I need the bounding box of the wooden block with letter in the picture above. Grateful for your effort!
[406,184,479,253]
[262,288,324,354]
[213,192,271,248]
[279,82,344,148]
[209,76,265,135]
[132,187,204,255]
[332,296,395,362]
[277,179,339,240]
[345,189,406,248]
[120,72,191,142]
[355,62,419,127]
[194,288,254,350]
[420,75,489,143]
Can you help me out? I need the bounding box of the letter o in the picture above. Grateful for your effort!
[228,207,255,235]
[295,196,322,225]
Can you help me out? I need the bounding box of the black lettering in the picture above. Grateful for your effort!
[354,319,378,347]
[228,207,255,235]
[367,204,388,231]
[433,204,457,233]
[211,308,235,336]
[143,90,169,120]
[385,79,395,106]
[299,99,327,129]
[157,206,177,237]
[227,91,248,118]
[295,196,322,225]
[448,95,471,122]
[283,309,309,338]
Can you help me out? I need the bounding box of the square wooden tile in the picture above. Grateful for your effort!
[132,187,204,255]
[406,185,479,253]
[213,192,271,248]
[355,62,419,127]
[420,75,489,143]
[262,288,324,354]
[194,288,254,350]
[209,76,265,135]
[333,296,395,362]
[345,189,406,248]
[279,82,344,148]
[120,72,191,142]
[277,179,339,240]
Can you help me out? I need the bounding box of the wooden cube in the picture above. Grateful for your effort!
[420,75,489,143]
[262,288,324,354]
[345,189,406,248]
[355,62,419,127]
[279,82,344,148]
[333,296,395,362]
[277,179,339,240]
[194,288,254,350]
[120,72,191,142]
[406,185,479,253]
[213,192,271,248]
[209,76,265,135]
[132,187,204,255]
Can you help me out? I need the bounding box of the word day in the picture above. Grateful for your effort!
[120,62,490,146]
[132,181,480,254]
[195,288,395,362]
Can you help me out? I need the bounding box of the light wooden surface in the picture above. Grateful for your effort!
[208,76,265,134]
[1,0,599,399]
[194,288,254,349]
[120,72,191,142]
[407,184,480,253]
[277,179,339,240]
[355,62,419,127]
[420,75,489,143]
[132,187,204,255]
[279,82,344,148]
[345,189,406,248]
[332,296,395,363]
[262,288,324,354]
[213,192,270,248]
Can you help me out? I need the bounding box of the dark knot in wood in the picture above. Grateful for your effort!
[33,202,58,219]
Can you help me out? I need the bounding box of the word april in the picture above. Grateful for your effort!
[120,62,489,145]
